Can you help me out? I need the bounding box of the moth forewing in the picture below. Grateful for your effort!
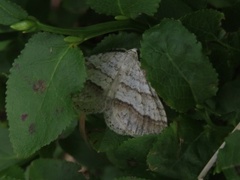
[72,81,108,113]
[73,49,168,136]
[103,49,167,136]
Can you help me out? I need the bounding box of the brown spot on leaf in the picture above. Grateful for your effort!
[33,80,46,93]
[21,114,28,121]
[29,123,36,134]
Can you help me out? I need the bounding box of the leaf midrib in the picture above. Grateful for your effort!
[33,45,71,135]
[165,52,197,102]
[117,0,124,15]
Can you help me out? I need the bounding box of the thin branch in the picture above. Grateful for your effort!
[198,122,240,180]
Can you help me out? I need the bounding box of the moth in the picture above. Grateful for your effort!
[72,49,167,136]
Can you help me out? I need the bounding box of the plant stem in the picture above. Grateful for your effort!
[36,20,146,42]
[198,122,240,180]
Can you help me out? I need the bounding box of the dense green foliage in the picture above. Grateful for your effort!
[0,0,240,179]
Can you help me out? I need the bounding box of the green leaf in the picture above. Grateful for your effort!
[100,166,124,179]
[221,168,240,180]
[147,123,179,179]
[222,2,240,31]
[0,78,6,112]
[86,0,161,18]
[115,177,149,180]
[222,30,240,67]
[85,114,130,152]
[217,78,240,114]
[25,159,85,180]
[0,176,20,180]
[0,127,22,172]
[208,0,240,8]
[89,128,130,152]
[6,32,87,157]
[0,0,28,25]
[154,0,192,19]
[182,0,207,9]
[23,0,50,22]
[107,135,157,177]
[209,44,235,85]
[59,128,109,169]
[217,131,240,179]
[224,30,240,56]
[178,128,226,179]
[207,30,240,85]
[181,9,225,42]
[147,118,225,179]
[141,19,218,112]
[62,0,89,14]
[9,0,28,8]
[0,165,24,180]
[92,32,141,54]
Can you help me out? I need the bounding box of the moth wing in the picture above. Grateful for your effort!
[86,52,125,91]
[72,81,108,113]
[72,51,127,114]
[104,49,167,136]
